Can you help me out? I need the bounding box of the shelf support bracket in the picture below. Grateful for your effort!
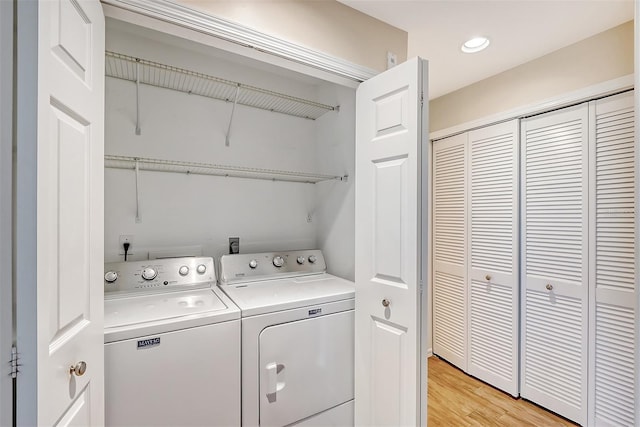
[225,85,240,147]
[135,158,142,223]
[135,59,141,135]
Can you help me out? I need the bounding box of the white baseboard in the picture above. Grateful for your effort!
[427,348,433,358]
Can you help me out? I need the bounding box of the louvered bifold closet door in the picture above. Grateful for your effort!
[520,104,589,425]
[433,133,467,370]
[588,91,635,427]
[467,120,519,397]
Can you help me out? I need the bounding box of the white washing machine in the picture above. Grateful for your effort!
[219,250,355,427]
[104,257,241,426]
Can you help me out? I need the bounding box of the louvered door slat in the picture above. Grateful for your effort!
[521,104,588,425]
[467,120,519,396]
[433,133,467,370]
[589,91,635,427]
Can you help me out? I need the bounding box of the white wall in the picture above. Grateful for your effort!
[315,83,356,281]
[175,0,408,73]
[105,21,356,276]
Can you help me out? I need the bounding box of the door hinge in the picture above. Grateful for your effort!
[420,92,424,108]
[10,346,19,378]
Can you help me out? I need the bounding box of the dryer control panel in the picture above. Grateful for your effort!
[219,250,326,285]
[104,257,215,295]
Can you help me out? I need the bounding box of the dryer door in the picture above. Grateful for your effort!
[259,310,354,427]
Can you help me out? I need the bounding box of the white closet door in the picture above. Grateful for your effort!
[432,133,467,370]
[467,120,519,397]
[588,91,635,427]
[520,104,589,425]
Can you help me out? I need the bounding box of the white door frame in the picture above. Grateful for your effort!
[14,0,39,424]
[634,4,639,425]
[0,0,13,424]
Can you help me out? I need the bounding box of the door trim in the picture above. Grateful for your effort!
[431,74,633,141]
[101,0,378,84]
[0,0,13,425]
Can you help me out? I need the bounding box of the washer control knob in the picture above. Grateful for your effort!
[104,271,118,283]
[273,256,284,268]
[297,256,305,265]
[179,266,189,276]
[196,264,207,274]
[141,268,157,281]
[308,255,317,264]
[249,259,258,269]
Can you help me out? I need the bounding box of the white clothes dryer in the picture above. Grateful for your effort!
[219,250,355,427]
[104,257,240,426]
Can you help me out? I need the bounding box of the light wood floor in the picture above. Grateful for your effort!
[428,357,577,426]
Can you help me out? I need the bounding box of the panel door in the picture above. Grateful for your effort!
[520,104,589,425]
[16,0,105,425]
[588,91,635,426]
[354,57,428,426]
[467,120,520,397]
[432,133,468,371]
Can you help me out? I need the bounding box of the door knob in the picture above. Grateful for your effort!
[382,299,390,308]
[69,361,87,377]
[545,283,553,291]
[485,274,491,281]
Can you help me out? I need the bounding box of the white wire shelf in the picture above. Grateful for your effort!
[105,51,337,120]
[104,155,348,184]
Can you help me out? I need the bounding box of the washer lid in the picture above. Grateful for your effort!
[219,273,354,317]
[104,288,229,330]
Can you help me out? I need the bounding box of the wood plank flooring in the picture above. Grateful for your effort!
[428,356,577,426]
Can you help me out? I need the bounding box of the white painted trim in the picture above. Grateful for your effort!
[0,0,13,425]
[101,0,378,83]
[430,74,634,141]
[634,4,639,426]
[15,0,39,424]
[426,349,433,358]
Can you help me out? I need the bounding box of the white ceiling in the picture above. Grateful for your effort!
[339,0,634,99]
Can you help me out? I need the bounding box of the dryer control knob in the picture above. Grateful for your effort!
[249,259,258,269]
[297,256,305,265]
[179,266,189,276]
[308,255,317,264]
[273,256,284,268]
[141,268,157,281]
[196,264,207,274]
[104,271,118,283]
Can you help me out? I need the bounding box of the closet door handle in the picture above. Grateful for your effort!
[545,283,553,291]
[382,299,390,308]
[485,274,491,281]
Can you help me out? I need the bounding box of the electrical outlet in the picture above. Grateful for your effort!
[229,237,239,254]
[386,51,397,70]
[119,235,134,255]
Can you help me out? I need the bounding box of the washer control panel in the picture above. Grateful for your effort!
[104,257,215,295]
[219,250,326,285]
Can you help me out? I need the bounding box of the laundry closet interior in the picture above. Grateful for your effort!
[103,17,357,279]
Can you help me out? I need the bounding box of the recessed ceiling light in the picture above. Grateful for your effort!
[461,36,490,53]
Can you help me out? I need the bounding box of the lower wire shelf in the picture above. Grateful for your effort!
[104,155,348,184]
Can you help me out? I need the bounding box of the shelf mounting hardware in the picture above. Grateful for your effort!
[135,59,141,135]
[226,84,240,147]
[135,158,142,223]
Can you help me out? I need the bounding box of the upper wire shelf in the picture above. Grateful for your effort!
[105,51,337,120]
[105,155,347,184]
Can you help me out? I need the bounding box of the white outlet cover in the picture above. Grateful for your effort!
[386,51,397,69]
